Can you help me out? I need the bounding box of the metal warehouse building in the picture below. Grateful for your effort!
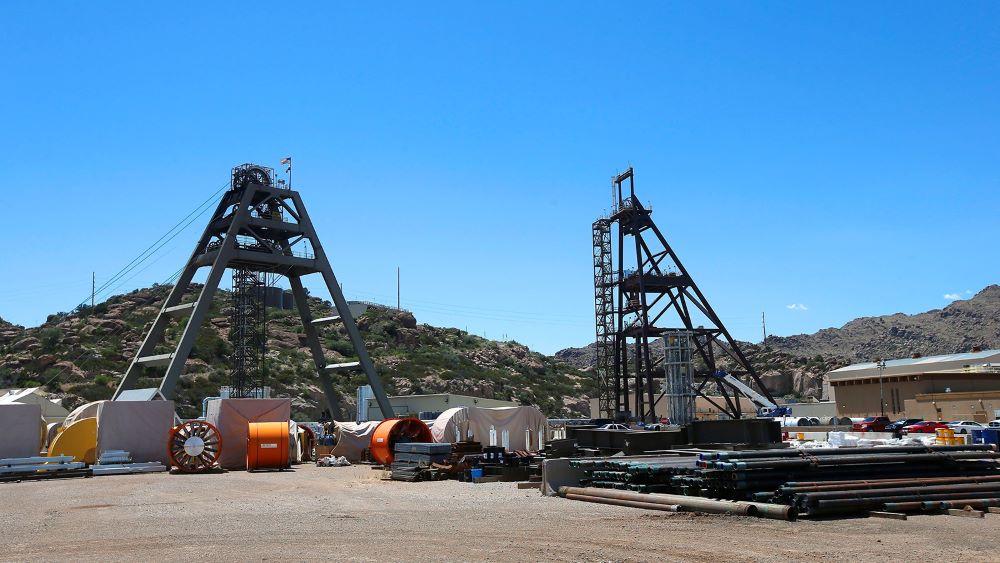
[827,349,1000,419]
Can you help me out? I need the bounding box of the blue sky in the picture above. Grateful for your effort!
[2,3,998,354]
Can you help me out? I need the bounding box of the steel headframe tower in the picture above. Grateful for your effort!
[112,163,395,419]
[592,167,774,422]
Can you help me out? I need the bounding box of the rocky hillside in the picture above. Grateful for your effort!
[0,285,594,420]
[555,285,1000,400]
[765,285,1000,361]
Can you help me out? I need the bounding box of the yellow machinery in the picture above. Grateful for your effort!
[48,417,97,464]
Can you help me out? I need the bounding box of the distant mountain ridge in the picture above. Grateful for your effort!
[554,285,1000,399]
[764,285,1000,361]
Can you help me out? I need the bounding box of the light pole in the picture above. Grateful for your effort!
[876,359,887,417]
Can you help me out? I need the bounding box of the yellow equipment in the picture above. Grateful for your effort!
[48,416,97,464]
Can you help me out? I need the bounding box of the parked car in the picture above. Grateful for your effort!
[599,423,630,431]
[851,416,891,432]
[948,420,985,435]
[988,420,1000,429]
[901,421,950,435]
[885,418,923,437]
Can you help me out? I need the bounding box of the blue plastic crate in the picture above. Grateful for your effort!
[975,428,999,446]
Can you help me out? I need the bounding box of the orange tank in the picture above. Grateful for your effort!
[247,421,290,470]
[370,417,433,465]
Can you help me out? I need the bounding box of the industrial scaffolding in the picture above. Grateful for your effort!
[591,167,775,422]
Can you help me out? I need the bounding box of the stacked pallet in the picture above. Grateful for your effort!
[390,443,452,482]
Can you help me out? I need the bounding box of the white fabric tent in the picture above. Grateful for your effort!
[0,388,69,423]
[64,400,105,426]
[430,406,548,451]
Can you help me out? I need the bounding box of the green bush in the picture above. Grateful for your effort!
[69,383,113,402]
[39,327,62,352]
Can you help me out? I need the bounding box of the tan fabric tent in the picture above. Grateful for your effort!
[205,398,291,469]
[96,400,175,464]
[0,403,42,458]
[331,421,380,461]
[430,406,548,451]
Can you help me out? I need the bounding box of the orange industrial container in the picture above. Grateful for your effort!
[370,418,433,465]
[247,421,290,470]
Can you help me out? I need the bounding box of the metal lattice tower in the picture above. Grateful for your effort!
[229,268,267,398]
[592,218,615,418]
[112,163,395,419]
[594,167,774,421]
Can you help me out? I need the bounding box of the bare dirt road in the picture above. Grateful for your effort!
[1,464,997,562]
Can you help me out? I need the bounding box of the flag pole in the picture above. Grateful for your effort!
[281,156,292,188]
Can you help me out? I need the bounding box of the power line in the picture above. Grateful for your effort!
[35,181,230,390]
[76,181,229,310]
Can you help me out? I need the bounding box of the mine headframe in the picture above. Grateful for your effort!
[592,167,774,422]
[112,163,395,419]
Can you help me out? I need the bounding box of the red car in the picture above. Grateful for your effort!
[852,416,891,432]
[901,421,950,435]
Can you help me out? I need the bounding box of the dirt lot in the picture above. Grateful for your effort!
[1,464,998,562]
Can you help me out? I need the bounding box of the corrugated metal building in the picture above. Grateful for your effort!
[826,350,1000,418]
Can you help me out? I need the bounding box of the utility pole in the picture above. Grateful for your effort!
[91,272,95,308]
[397,267,400,310]
[876,359,887,417]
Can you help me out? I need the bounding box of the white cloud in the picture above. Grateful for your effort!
[943,293,961,300]
[785,303,808,311]
[965,289,973,295]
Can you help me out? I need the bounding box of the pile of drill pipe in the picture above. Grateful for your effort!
[571,445,1000,517]
[707,445,1000,516]
[570,457,697,494]
[558,486,795,520]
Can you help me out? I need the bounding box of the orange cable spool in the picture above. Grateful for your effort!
[168,420,223,473]
[247,421,290,470]
[370,417,433,465]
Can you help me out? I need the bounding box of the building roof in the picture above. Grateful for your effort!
[827,349,1000,381]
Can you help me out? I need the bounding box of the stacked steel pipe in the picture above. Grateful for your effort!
[570,444,1000,517]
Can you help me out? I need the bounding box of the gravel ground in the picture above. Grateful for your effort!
[1,464,998,562]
